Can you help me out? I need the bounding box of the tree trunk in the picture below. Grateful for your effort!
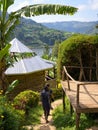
[0,60,8,93]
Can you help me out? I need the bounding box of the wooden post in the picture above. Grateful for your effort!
[62,68,65,81]
[77,84,80,107]
[62,89,66,113]
[66,74,70,90]
[76,84,80,130]
[70,103,73,115]
[96,48,98,80]
[76,112,81,130]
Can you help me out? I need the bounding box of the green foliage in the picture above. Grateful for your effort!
[58,34,98,79]
[14,4,78,17]
[5,80,19,95]
[42,54,50,60]
[42,44,51,59]
[0,95,25,130]
[13,18,69,48]
[52,41,60,58]
[24,105,43,125]
[52,98,75,130]
[42,45,50,55]
[0,44,11,61]
[52,98,97,130]
[52,87,62,99]
[60,34,98,63]
[13,90,39,111]
[0,0,14,12]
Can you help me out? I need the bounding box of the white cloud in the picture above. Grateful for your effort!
[8,0,29,12]
[77,0,98,13]
[32,0,45,2]
[91,0,98,10]
[8,0,50,13]
[78,5,87,11]
[89,0,98,10]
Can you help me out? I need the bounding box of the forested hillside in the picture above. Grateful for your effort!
[12,18,71,48]
[42,21,98,34]
[11,18,98,49]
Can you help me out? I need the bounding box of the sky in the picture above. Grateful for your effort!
[8,0,98,23]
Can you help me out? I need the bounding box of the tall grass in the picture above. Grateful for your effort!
[24,104,43,126]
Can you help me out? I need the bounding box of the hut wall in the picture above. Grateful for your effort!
[6,71,45,99]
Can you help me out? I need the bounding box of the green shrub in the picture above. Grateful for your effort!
[58,34,98,80]
[52,97,97,130]
[0,95,25,130]
[13,90,39,111]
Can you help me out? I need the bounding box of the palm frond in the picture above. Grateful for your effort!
[12,4,78,17]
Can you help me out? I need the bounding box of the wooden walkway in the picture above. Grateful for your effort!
[61,66,98,130]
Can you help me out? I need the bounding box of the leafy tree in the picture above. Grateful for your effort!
[42,44,50,59]
[58,34,98,81]
[0,0,78,93]
[52,40,60,58]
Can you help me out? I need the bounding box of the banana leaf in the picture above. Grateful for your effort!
[0,44,11,61]
[5,80,19,95]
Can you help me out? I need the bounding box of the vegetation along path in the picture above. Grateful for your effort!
[22,99,62,130]
[24,99,98,130]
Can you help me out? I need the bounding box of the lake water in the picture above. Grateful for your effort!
[32,47,52,56]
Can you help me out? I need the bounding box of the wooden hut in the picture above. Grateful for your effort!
[5,56,56,98]
[5,38,56,99]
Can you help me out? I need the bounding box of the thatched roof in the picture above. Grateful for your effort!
[10,38,33,53]
[5,56,55,75]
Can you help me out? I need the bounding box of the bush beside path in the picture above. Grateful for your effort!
[23,99,98,130]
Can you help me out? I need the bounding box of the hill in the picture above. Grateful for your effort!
[41,21,98,34]
[12,18,72,48]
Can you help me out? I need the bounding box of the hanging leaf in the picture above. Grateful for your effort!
[5,80,19,95]
[13,4,78,17]
[0,44,11,61]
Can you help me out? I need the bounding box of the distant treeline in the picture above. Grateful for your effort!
[42,21,98,34]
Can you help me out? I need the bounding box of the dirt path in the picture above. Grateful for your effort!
[33,99,62,130]
[24,99,98,130]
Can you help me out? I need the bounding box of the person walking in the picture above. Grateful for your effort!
[41,84,51,123]
[46,83,54,110]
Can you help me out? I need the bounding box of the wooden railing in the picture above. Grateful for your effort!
[63,65,97,81]
[61,66,98,129]
[63,66,98,107]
